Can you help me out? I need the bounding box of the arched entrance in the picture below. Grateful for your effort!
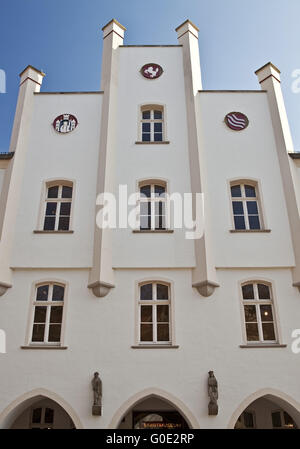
[109,388,199,429]
[0,388,83,429]
[229,389,300,429]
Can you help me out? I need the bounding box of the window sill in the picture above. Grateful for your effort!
[135,141,170,145]
[131,345,179,349]
[132,229,174,234]
[33,230,74,234]
[230,229,271,233]
[239,344,287,349]
[21,345,68,350]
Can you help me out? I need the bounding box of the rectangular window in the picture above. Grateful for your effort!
[31,283,65,345]
[141,108,164,142]
[231,183,261,230]
[43,184,73,231]
[139,183,167,230]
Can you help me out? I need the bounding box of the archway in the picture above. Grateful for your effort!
[229,389,300,429]
[109,388,199,429]
[0,388,83,429]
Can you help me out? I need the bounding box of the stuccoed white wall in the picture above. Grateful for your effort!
[197,92,295,268]
[0,267,299,428]
[11,93,102,268]
[113,47,195,268]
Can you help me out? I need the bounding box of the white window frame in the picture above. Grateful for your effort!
[30,282,66,346]
[140,105,164,142]
[230,182,263,230]
[241,282,278,344]
[139,181,168,230]
[138,281,171,345]
[41,181,73,231]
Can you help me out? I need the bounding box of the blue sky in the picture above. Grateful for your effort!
[0,0,300,151]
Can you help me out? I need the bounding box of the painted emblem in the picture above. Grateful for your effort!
[225,112,249,131]
[141,63,163,79]
[53,114,78,134]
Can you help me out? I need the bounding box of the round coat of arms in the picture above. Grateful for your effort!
[140,63,163,79]
[225,112,249,131]
[53,114,78,134]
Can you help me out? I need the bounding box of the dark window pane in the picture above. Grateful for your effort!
[155,202,165,216]
[244,305,257,322]
[232,201,244,215]
[283,412,295,427]
[157,284,169,300]
[32,324,45,342]
[245,185,256,197]
[50,306,63,324]
[141,305,152,322]
[155,215,165,230]
[234,216,246,230]
[157,305,169,322]
[142,110,150,119]
[247,201,258,215]
[34,306,47,323]
[246,323,259,341]
[244,412,254,428]
[140,284,153,300]
[272,412,282,428]
[48,324,61,342]
[262,323,276,341]
[45,408,54,424]
[47,186,59,199]
[242,284,254,300]
[154,110,162,119]
[32,408,42,424]
[154,123,162,132]
[258,284,270,299]
[36,285,49,301]
[58,217,70,230]
[155,185,165,197]
[154,133,163,142]
[140,202,151,215]
[140,216,151,229]
[52,285,64,301]
[231,185,241,197]
[46,202,57,216]
[60,202,71,216]
[62,186,72,198]
[43,217,55,231]
[140,186,151,198]
[140,324,153,341]
[260,305,273,322]
[142,133,151,142]
[157,324,169,341]
[249,215,260,230]
[142,123,151,132]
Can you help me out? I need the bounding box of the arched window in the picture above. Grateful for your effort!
[241,282,277,344]
[43,182,73,231]
[138,282,171,344]
[230,182,262,230]
[140,105,164,142]
[139,181,167,230]
[31,282,65,345]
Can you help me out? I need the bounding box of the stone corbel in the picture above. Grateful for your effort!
[0,282,12,297]
[88,281,115,298]
[193,280,219,297]
[293,282,300,294]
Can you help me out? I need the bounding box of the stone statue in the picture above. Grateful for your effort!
[208,371,218,415]
[92,372,102,416]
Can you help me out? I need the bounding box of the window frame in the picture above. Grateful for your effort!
[229,180,264,231]
[135,280,174,346]
[240,281,279,345]
[235,410,256,429]
[138,180,169,231]
[38,179,75,232]
[26,280,68,347]
[140,105,165,143]
[30,406,55,429]
[271,409,297,429]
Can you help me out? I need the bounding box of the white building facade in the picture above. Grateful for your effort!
[0,19,300,429]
